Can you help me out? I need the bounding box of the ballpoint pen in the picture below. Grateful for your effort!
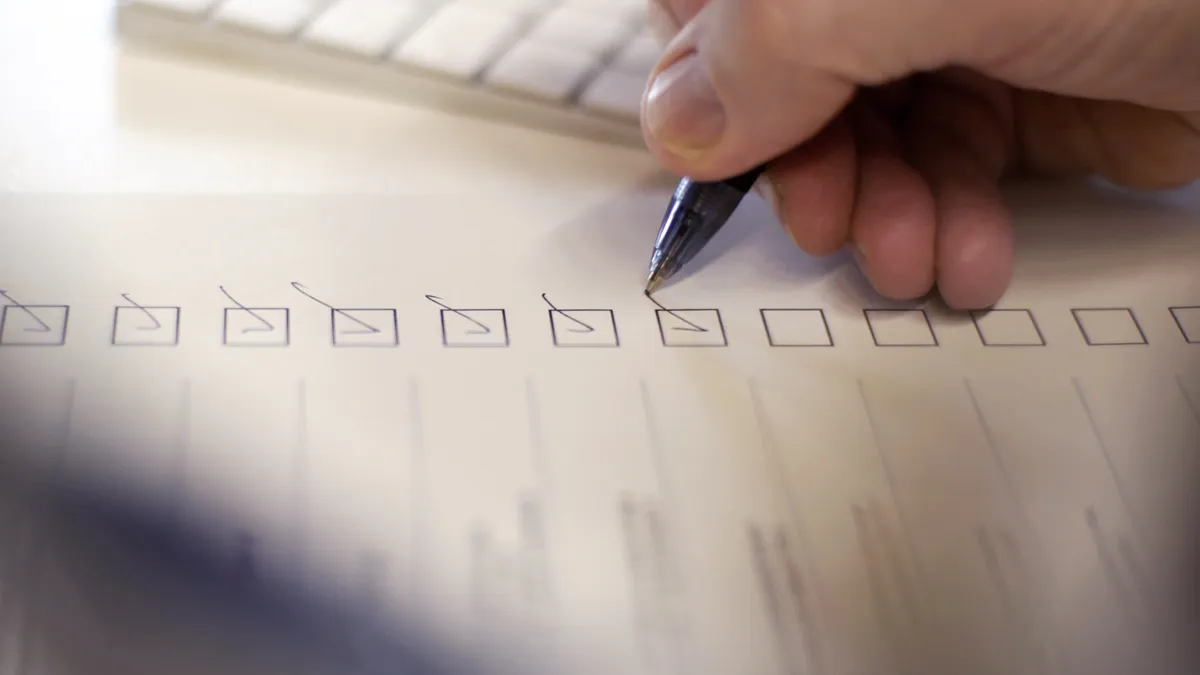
[644,164,766,294]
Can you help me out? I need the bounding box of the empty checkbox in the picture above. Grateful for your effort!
[549,309,619,347]
[761,309,833,347]
[656,309,727,347]
[1072,308,1146,346]
[224,308,289,347]
[0,305,69,346]
[864,309,937,347]
[970,309,1045,347]
[441,309,509,347]
[1170,307,1200,344]
[331,309,398,347]
[113,306,181,346]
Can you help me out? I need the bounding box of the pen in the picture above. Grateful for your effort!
[645,164,766,294]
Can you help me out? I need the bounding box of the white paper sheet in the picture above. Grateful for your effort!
[1,180,1199,675]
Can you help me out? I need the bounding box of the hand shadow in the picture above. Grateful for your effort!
[539,172,1200,312]
[533,169,851,296]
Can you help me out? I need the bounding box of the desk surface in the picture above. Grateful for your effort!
[0,0,660,196]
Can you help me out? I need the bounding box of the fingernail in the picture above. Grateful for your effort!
[644,53,726,158]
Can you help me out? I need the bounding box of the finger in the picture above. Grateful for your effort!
[1015,92,1200,190]
[641,4,855,181]
[647,0,709,43]
[864,80,915,117]
[640,0,1008,181]
[759,116,858,257]
[903,71,1014,310]
[847,103,938,300]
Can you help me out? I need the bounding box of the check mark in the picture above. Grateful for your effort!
[292,282,381,335]
[542,293,595,333]
[0,290,51,332]
[219,286,275,333]
[426,295,491,334]
[646,293,708,333]
[121,293,163,331]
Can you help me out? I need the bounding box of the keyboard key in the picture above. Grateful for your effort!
[136,0,219,15]
[566,0,644,19]
[214,0,325,35]
[116,0,650,146]
[460,0,555,11]
[302,0,424,57]
[525,6,632,55]
[612,30,659,77]
[579,67,645,119]
[392,4,522,79]
[486,41,598,102]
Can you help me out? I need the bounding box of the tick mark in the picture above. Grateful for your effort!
[425,295,491,334]
[541,293,594,333]
[0,290,51,332]
[219,286,275,333]
[646,293,707,333]
[120,293,162,330]
[291,282,380,334]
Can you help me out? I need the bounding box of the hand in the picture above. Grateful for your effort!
[643,0,1200,309]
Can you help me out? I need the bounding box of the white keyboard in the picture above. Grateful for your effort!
[115,0,656,147]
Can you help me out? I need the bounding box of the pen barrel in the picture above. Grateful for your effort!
[669,179,751,270]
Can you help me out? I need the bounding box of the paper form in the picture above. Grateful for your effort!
[0,181,1198,675]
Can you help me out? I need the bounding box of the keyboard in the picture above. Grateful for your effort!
[115,0,656,147]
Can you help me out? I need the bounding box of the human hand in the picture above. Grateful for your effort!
[642,0,1200,309]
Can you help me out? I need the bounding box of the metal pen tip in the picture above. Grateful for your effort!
[645,269,666,295]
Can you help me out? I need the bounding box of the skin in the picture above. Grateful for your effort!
[642,0,1200,309]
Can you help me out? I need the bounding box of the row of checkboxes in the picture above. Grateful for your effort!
[0,304,1196,348]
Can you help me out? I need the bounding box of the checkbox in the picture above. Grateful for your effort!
[0,305,69,346]
[656,309,727,347]
[761,309,833,347]
[970,309,1045,347]
[549,309,619,347]
[331,309,398,347]
[441,309,509,347]
[223,308,289,347]
[112,306,181,346]
[1170,307,1200,344]
[1072,308,1146,346]
[864,309,937,347]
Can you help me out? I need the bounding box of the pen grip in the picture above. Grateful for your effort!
[724,165,766,193]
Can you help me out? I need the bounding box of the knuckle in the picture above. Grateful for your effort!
[716,0,948,85]
[726,0,808,62]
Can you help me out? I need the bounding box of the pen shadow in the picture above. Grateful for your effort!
[536,171,856,293]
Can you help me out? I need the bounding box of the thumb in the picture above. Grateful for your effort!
[640,0,1021,180]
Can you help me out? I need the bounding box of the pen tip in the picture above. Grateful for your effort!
[645,271,665,296]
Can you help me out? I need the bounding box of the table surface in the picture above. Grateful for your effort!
[0,0,660,196]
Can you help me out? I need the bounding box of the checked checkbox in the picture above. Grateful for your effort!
[656,309,727,347]
[0,304,69,347]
